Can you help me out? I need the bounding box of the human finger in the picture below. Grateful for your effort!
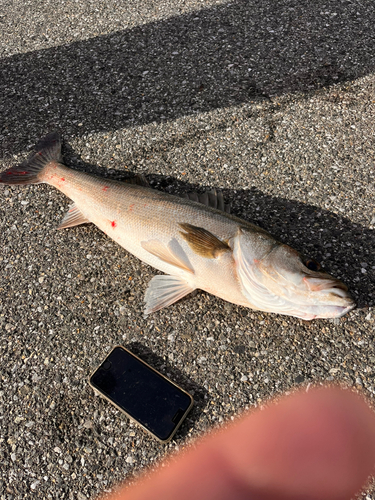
[103,387,375,500]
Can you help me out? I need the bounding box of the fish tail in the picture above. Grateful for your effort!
[0,132,62,185]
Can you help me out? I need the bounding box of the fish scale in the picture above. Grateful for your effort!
[0,132,355,320]
[44,162,251,307]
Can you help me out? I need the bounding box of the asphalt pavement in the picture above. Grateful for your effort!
[1,0,375,498]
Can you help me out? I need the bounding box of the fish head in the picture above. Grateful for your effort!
[233,228,355,320]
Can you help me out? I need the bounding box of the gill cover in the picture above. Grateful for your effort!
[232,227,301,315]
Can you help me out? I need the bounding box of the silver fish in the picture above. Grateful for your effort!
[0,133,355,320]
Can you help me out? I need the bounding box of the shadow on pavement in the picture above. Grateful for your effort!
[1,0,375,155]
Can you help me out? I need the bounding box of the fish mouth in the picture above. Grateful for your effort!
[304,276,355,301]
[334,301,356,317]
[286,297,355,320]
[299,301,356,321]
[295,276,356,320]
[320,299,356,319]
[304,276,348,293]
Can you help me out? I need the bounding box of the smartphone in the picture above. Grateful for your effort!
[89,346,194,443]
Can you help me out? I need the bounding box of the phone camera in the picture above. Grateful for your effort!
[102,361,112,370]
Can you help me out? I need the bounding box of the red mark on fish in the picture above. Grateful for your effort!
[128,203,135,213]
[102,186,109,191]
[60,178,65,182]
[111,221,117,228]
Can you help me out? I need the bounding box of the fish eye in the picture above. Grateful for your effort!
[305,259,321,272]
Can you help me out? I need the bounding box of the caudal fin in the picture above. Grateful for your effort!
[0,132,62,185]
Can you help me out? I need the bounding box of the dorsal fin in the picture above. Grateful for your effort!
[126,174,149,187]
[180,189,230,213]
[179,223,231,258]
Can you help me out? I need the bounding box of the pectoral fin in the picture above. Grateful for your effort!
[144,275,195,315]
[141,239,194,273]
[57,203,90,229]
[179,223,230,258]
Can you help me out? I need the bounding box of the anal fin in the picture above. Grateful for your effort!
[144,275,195,315]
[57,203,90,229]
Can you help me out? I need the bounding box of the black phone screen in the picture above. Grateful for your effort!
[90,346,193,441]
